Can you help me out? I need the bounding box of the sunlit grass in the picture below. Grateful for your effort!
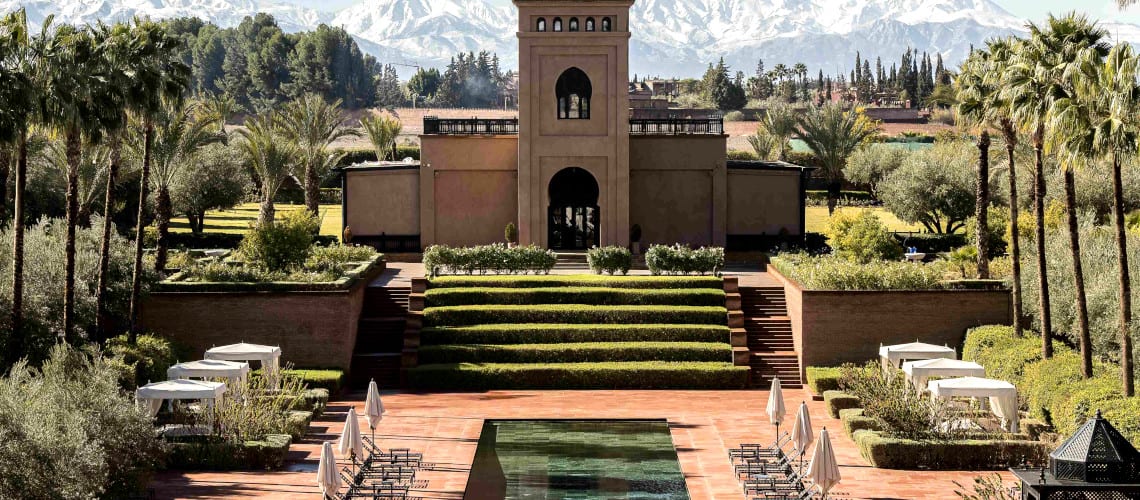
[169,203,343,237]
[805,206,925,234]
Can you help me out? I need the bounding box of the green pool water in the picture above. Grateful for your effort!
[463,419,690,500]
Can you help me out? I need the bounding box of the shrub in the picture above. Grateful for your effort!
[306,244,378,276]
[284,411,314,441]
[423,287,726,307]
[429,275,723,289]
[645,244,725,276]
[840,408,887,436]
[1021,352,1119,425]
[166,434,291,470]
[505,222,518,243]
[106,334,180,390]
[839,362,956,440]
[407,362,749,390]
[770,253,944,290]
[182,260,288,282]
[587,246,633,275]
[423,304,728,327]
[723,110,745,122]
[417,342,731,364]
[423,244,557,276]
[420,324,730,345]
[726,149,760,161]
[282,369,346,395]
[825,210,903,263]
[0,345,165,498]
[895,232,968,253]
[823,390,862,418]
[962,325,1045,386]
[806,366,842,395]
[238,210,319,272]
[210,372,307,443]
[854,431,1047,470]
[292,388,330,416]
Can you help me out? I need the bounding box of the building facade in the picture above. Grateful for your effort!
[340,0,810,252]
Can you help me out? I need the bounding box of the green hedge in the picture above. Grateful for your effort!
[839,408,886,436]
[853,430,1047,470]
[423,287,727,307]
[823,390,861,418]
[423,305,728,327]
[961,325,1056,386]
[282,369,346,395]
[428,275,724,289]
[806,366,842,395]
[407,362,749,390]
[645,244,725,276]
[291,388,330,416]
[284,411,314,441]
[423,244,557,276]
[420,324,731,345]
[150,232,337,250]
[587,246,633,275]
[893,233,968,253]
[166,434,292,471]
[417,342,732,364]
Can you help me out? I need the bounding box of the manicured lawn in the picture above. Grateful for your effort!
[806,206,924,233]
[169,203,343,237]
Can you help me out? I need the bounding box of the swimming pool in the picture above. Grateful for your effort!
[463,419,690,499]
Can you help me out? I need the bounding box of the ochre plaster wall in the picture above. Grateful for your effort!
[419,135,519,246]
[629,136,727,246]
[345,169,419,236]
[726,170,803,235]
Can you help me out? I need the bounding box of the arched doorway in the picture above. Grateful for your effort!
[548,167,599,250]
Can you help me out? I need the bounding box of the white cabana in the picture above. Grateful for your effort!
[928,376,1019,433]
[135,379,226,418]
[204,343,282,376]
[167,359,250,382]
[902,358,986,389]
[879,342,956,369]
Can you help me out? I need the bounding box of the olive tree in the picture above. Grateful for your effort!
[878,142,978,234]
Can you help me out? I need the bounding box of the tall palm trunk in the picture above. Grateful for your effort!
[1033,137,1053,358]
[975,130,991,279]
[94,133,121,341]
[128,121,153,343]
[259,197,275,227]
[63,127,82,344]
[7,128,28,366]
[0,147,10,222]
[304,162,320,217]
[1063,167,1092,378]
[1004,128,1023,338]
[154,185,171,272]
[826,180,840,215]
[1111,153,1134,396]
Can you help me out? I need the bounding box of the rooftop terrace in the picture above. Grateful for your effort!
[421,116,725,136]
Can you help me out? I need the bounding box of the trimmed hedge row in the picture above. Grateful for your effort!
[420,324,731,345]
[423,244,557,276]
[839,408,886,436]
[645,244,725,276]
[282,369,345,395]
[166,434,292,471]
[853,430,1047,470]
[823,390,861,418]
[423,305,729,327]
[806,366,842,395]
[407,362,750,390]
[587,246,633,275]
[428,275,724,289]
[423,287,727,307]
[149,232,337,250]
[416,342,732,364]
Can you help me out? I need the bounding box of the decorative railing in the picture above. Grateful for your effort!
[629,118,724,135]
[422,117,519,135]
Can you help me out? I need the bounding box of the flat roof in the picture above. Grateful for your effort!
[726,160,815,172]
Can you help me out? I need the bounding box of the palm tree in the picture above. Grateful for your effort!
[759,103,797,161]
[239,114,297,226]
[149,100,222,271]
[275,94,359,216]
[202,91,243,135]
[360,114,402,161]
[955,47,996,279]
[795,104,880,214]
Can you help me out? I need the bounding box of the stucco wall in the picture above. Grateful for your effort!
[726,169,803,235]
[768,265,1012,379]
[629,136,726,246]
[345,169,419,236]
[420,135,519,246]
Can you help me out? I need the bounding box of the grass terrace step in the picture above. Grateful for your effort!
[407,361,749,390]
[423,305,728,327]
[420,324,732,345]
[424,287,726,307]
[428,275,723,290]
[417,342,733,364]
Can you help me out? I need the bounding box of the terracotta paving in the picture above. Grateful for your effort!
[150,389,1015,499]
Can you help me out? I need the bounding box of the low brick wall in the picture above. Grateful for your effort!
[141,262,385,371]
[767,265,1011,379]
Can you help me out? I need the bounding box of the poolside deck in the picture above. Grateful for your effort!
[150,388,1014,499]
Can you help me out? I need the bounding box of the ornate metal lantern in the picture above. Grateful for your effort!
[1050,410,1140,483]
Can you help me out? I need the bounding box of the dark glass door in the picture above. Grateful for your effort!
[548,206,599,250]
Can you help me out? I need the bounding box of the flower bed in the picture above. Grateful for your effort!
[771,253,946,291]
[159,253,384,292]
[428,275,723,289]
[645,244,725,276]
[423,244,557,276]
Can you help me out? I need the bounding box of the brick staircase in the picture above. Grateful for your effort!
[740,286,802,388]
[349,286,410,389]
[552,251,589,271]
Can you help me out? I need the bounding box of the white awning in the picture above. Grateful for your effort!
[879,342,956,369]
[929,377,1019,433]
[204,343,282,373]
[167,359,251,381]
[902,358,986,389]
[135,379,227,418]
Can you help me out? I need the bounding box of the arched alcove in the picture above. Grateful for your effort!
[547,167,600,250]
[555,67,592,120]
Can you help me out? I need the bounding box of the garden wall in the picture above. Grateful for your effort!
[768,265,1011,379]
[141,262,386,371]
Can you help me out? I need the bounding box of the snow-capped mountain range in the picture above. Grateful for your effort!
[3,0,1139,77]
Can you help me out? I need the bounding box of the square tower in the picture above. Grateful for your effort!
[514,0,633,249]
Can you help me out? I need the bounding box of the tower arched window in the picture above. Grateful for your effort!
[536,17,546,32]
[585,17,595,31]
[601,17,612,32]
[556,67,591,120]
[569,17,579,32]
[553,17,563,32]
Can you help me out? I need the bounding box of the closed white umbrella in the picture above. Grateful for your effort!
[365,379,385,432]
[806,427,842,498]
[766,377,786,437]
[317,441,341,497]
[790,401,814,474]
[338,407,364,467]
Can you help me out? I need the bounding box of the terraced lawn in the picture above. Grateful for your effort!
[805,206,924,233]
[169,203,342,237]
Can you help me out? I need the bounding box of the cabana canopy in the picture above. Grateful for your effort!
[879,341,956,369]
[204,343,281,374]
[167,359,250,381]
[928,376,1019,433]
[902,358,986,389]
[135,379,226,417]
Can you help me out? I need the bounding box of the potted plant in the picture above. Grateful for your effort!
[505,222,519,248]
[630,224,642,255]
